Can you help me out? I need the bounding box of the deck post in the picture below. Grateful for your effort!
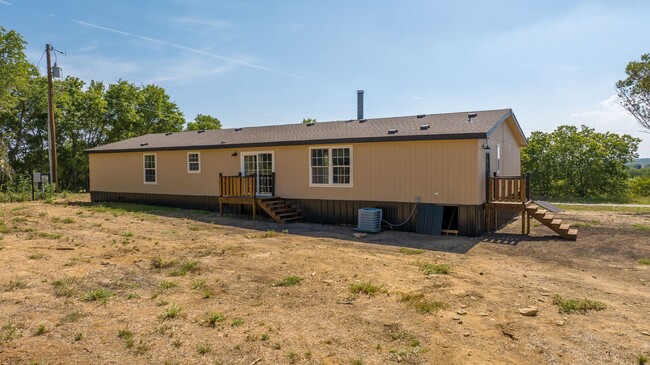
[218,173,223,216]
[521,208,525,235]
[526,173,531,201]
[252,198,257,220]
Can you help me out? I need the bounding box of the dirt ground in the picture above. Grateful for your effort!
[0,195,648,365]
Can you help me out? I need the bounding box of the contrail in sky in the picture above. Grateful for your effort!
[72,20,301,79]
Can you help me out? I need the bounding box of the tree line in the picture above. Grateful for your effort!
[0,27,221,193]
[522,52,649,201]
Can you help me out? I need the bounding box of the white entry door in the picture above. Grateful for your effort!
[242,152,274,196]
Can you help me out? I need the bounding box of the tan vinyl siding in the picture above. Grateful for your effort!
[477,115,523,202]
[489,115,521,176]
[89,139,484,205]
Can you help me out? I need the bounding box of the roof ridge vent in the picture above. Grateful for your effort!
[467,113,478,123]
[198,129,205,133]
[358,119,367,123]
[420,124,430,130]
[220,140,226,144]
[306,122,315,126]
[165,132,173,136]
[416,114,426,119]
[140,143,149,147]
[388,128,398,135]
[234,128,243,131]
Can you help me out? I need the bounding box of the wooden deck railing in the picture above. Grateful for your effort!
[487,173,530,203]
[219,173,256,197]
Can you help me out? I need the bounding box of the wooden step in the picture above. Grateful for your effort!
[256,196,302,224]
[263,200,285,206]
[276,212,298,218]
[527,210,578,240]
[281,216,302,223]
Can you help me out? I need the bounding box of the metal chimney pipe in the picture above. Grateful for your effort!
[357,90,364,120]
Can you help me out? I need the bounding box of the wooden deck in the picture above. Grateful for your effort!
[485,173,577,240]
[217,174,301,223]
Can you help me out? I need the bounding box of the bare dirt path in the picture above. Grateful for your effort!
[0,195,648,364]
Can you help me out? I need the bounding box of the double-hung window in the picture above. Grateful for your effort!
[310,147,352,186]
[187,152,200,173]
[144,154,156,184]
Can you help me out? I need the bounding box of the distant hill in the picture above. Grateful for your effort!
[628,158,650,168]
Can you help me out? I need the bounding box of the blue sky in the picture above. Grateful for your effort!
[2,0,649,156]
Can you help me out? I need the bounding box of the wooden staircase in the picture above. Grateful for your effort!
[257,197,302,224]
[525,202,577,240]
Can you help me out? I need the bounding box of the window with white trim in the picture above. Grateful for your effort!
[187,152,200,173]
[144,154,156,184]
[310,147,352,186]
[496,143,501,174]
[332,148,350,184]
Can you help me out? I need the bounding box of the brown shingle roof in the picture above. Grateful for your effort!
[86,108,522,153]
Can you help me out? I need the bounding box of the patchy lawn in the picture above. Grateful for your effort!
[0,195,648,364]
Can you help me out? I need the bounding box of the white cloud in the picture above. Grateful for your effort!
[61,54,139,84]
[0,0,12,5]
[173,16,231,30]
[569,94,649,157]
[72,20,301,78]
[410,95,427,101]
[147,58,238,84]
[569,95,641,133]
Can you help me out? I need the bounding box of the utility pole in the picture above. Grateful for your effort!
[46,44,57,189]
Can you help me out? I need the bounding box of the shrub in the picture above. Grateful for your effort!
[170,260,199,276]
[552,294,606,314]
[399,248,425,255]
[160,304,183,320]
[629,176,650,197]
[118,329,134,348]
[400,292,447,314]
[350,282,382,296]
[82,289,113,304]
[196,342,212,355]
[158,281,178,290]
[420,263,451,275]
[204,312,226,327]
[274,276,303,287]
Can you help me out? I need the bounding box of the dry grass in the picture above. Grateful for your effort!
[0,196,648,364]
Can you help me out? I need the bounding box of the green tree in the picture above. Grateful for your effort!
[0,27,32,114]
[103,80,185,142]
[302,118,317,124]
[616,53,650,131]
[0,27,194,192]
[522,125,639,199]
[137,84,185,134]
[185,114,222,131]
[0,138,12,188]
[0,74,49,182]
[55,77,109,190]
